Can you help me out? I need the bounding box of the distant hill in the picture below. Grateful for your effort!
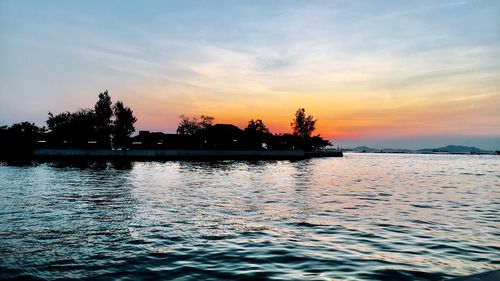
[348,144,493,154]
[381,148,414,153]
[351,146,413,153]
[351,146,380,152]
[417,145,487,153]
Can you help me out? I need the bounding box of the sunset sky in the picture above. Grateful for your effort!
[1,0,499,149]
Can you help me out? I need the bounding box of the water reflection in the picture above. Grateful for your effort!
[0,154,499,280]
[0,161,138,280]
[45,161,134,171]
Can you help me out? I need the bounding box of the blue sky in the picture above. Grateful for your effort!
[1,0,499,149]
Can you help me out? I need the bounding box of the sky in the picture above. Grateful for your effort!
[0,0,499,149]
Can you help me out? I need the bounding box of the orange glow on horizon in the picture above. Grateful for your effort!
[129,86,500,141]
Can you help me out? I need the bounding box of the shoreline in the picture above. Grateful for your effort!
[15,148,344,161]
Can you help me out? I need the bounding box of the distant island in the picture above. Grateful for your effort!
[0,91,341,160]
[348,145,498,155]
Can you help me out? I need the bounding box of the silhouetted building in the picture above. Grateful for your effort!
[204,124,245,150]
[132,124,247,150]
[131,131,197,149]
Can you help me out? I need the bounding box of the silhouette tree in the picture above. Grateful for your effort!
[176,115,201,135]
[47,111,75,146]
[94,90,113,148]
[199,115,214,130]
[307,135,332,151]
[267,133,302,150]
[112,101,137,148]
[0,122,45,158]
[245,119,270,134]
[46,109,96,147]
[8,122,43,135]
[45,91,137,149]
[291,108,316,139]
[289,108,332,151]
[8,122,45,147]
[244,119,271,149]
[47,111,72,132]
[176,115,214,135]
[69,109,98,146]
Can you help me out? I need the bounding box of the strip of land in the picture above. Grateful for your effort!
[29,148,342,161]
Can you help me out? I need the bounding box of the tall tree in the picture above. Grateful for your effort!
[94,90,113,147]
[113,101,137,148]
[291,108,316,139]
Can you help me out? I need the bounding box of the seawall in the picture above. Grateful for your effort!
[32,148,312,160]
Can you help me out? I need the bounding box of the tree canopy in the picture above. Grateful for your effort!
[47,109,97,147]
[244,119,272,149]
[113,101,137,148]
[94,90,113,147]
[291,108,317,139]
[45,91,136,148]
[176,115,214,135]
[0,122,45,156]
[173,110,331,151]
[2,93,334,152]
[245,119,270,135]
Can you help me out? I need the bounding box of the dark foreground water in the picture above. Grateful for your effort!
[0,153,499,280]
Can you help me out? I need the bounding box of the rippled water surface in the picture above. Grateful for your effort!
[1,153,499,280]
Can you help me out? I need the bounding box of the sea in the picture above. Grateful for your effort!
[0,153,498,280]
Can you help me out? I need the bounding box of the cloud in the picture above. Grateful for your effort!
[1,0,499,141]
